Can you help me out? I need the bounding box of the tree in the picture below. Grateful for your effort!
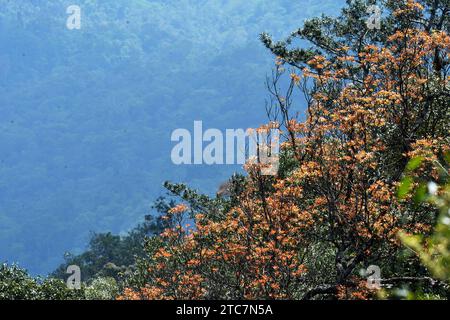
[119,0,449,300]
[0,263,85,300]
[52,213,167,283]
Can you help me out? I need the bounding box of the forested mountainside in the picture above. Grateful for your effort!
[0,0,345,275]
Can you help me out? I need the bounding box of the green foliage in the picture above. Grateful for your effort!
[0,264,39,300]
[381,155,450,300]
[52,214,166,282]
[0,263,85,300]
[398,177,414,199]
[85,277,119,300]
[401,159,450,284]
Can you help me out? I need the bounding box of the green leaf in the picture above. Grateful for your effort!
[413,183,427,204]
[406,156,424,172]
[398,177,413,199]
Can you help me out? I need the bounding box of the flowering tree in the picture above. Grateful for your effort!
[120,0,449,300]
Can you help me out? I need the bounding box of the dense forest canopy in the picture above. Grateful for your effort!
[0,0,345,275]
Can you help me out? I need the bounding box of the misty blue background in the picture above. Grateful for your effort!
[0,0,344,275]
